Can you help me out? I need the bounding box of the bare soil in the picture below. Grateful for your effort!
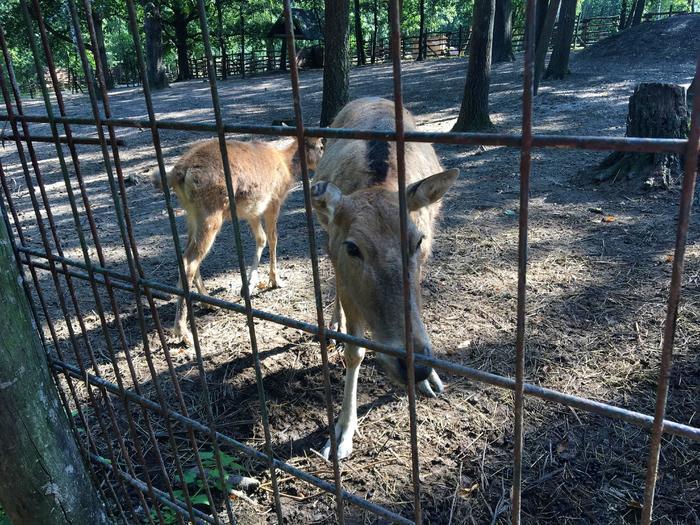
[1,19,698,525]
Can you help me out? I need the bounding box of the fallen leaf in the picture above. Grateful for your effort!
[602,215,616,222]
[459,483,479,498]
[665,254,673,263]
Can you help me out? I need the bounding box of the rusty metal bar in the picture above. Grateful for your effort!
[0,112,692,154]
[76,0,238,521]
[58,0,205,520]
[512,0,537,520]
[194,0,283,520]
[0,159,130,524]
[0,25,152,524]
[0,133,125,146]
[388,0,423,522]
[17,244,700,443]
[640,58,700,525]
[52,358,416,525]
[281,1,346,523]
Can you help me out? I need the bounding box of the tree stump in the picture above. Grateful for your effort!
[591,83,689,189]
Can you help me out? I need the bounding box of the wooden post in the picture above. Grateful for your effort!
[0,219,112,525]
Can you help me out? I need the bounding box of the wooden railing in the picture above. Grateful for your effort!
[109,9,694,86]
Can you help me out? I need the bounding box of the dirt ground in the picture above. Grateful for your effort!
[1,16,699,525]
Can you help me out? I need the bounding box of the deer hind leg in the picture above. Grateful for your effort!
[263,202,282,288]
[240,215,267,296]
[174,211,223,346]
[322,315,365,461]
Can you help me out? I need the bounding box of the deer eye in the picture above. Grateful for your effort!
[344,241,363,259]
[414,236,423,254]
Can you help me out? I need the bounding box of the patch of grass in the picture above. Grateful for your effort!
[149,450,243,524]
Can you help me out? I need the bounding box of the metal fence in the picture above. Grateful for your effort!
[0,0,698,523]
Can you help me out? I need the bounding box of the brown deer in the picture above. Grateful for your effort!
[311,97,459,460]
[151,136,324,346]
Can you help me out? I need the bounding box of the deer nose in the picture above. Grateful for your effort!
[398,345,433,383]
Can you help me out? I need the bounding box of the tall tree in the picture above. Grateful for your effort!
[91,5,114,89]
[619,0,628,29]
[0,219,113,525]
[320,0,350,126]
[168,0,197,81]
[214,0,227,79]
[371,0,379,63]
[417,0,426,60]
[545,0,577,79]
[492,0,514,62]
[631,0,645,25]
[353,0,366,65]
[452,0,496,131]
[143,0,168,89]
[533,0,560,93]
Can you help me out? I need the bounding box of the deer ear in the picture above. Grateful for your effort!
[311,181,342,229]
[406,169,459,211]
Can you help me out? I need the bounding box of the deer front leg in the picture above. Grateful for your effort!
[322,320,364,460]
[240,216,267,296]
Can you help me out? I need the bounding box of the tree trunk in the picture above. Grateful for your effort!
[533,0,561,94]
[0,220,113,525]
[535,0,549,46]
[589,83,689,189]
[239,2,245,78]
[91,10,114,90]
[320,0,350,127]
[144,1,168,89]
[213,0,227,79]
[371,0,378,63]
[619,0,628,29]
[452,0,496,131]
[545,0,576,80]
[266,38,275,70]
[492,0,514,62]
[280,38,287,71]
[173,3,191,81]
[631,0,645,26]
[417,0,426,60]
[387,0,404,60]
[353,0,366,65]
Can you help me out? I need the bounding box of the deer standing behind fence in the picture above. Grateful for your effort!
[151,136,324,346]
[311,97,459,459]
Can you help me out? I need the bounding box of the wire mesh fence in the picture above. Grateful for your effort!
[0,0,698,523]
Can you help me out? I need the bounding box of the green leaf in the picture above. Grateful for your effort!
[190,493,211,507]
[182,470,198,485]
[171,489,185,500]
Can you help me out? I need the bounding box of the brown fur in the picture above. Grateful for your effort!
[152,136,323,345]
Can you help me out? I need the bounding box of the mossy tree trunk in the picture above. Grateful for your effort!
[0,219,112,525]
[591,83,689,188]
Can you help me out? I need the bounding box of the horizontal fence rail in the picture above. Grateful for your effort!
[0,0,698,523]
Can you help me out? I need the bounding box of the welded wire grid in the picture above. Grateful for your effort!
[0,0,698,522]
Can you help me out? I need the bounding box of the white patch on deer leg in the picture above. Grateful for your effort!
[174,275,193,346]
[241,218,267,295]
[323,343,364,460]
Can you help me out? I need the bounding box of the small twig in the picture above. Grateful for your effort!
[447,461,463,525]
